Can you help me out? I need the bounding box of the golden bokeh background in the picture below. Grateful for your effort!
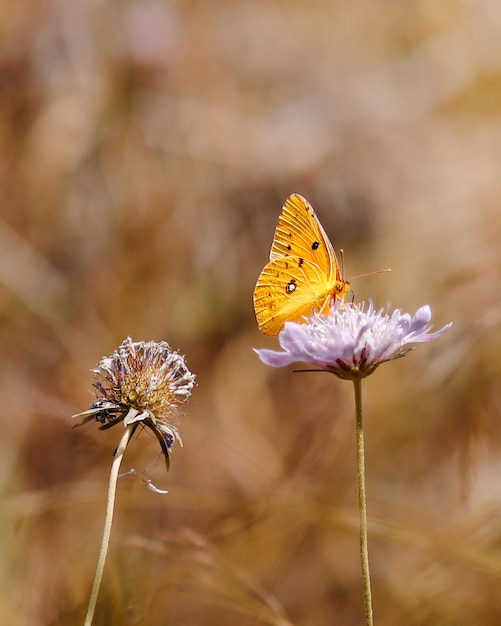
[1,1,500,624]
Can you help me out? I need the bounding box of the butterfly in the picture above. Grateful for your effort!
[253,194,351,335]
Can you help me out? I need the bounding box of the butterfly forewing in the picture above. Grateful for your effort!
[269,194,337,280]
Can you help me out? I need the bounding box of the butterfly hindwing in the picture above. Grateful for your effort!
[254,256,336,335]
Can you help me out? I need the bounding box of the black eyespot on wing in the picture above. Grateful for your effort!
[311,241,320,250]
[286,244,292,251]
[298,258,304,267]
[286,279,296,294]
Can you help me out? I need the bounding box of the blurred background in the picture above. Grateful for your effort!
[1,1,500,624]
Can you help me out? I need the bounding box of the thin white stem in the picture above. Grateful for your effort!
[353,377,374,626]
[83,419,135,626]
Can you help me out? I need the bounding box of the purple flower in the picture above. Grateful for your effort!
[255,302,452,380]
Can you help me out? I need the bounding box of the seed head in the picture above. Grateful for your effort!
[73,337,196,469]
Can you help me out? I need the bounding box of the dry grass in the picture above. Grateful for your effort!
[2,1,501,624]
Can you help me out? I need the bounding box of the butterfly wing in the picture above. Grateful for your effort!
[254,256,335,335]
[253,194,350,335]
[269,194,336,274]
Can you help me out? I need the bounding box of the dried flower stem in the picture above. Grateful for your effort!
[84,414,136,626]
[353,377,374,626]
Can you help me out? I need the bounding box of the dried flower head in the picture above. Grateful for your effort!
[73,337,196,469]
[255,302,452,380]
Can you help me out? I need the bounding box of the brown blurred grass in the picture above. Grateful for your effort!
[2,1,501,624]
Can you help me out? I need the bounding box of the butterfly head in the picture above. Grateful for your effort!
[333,248,351,301]
[334,278,351,299]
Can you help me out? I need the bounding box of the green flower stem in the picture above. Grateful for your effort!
[84,419,135,626]
[353,377,374,626]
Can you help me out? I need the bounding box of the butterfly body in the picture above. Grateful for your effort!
[253,194,351,335]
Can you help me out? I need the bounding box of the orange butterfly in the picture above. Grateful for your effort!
[253,194,351,335]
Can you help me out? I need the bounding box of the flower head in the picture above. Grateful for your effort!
[73,337,196,469]
[255,302,452,380]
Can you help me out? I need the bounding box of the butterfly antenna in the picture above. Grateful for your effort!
[340,248,346,279]
[349,268,391,281]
